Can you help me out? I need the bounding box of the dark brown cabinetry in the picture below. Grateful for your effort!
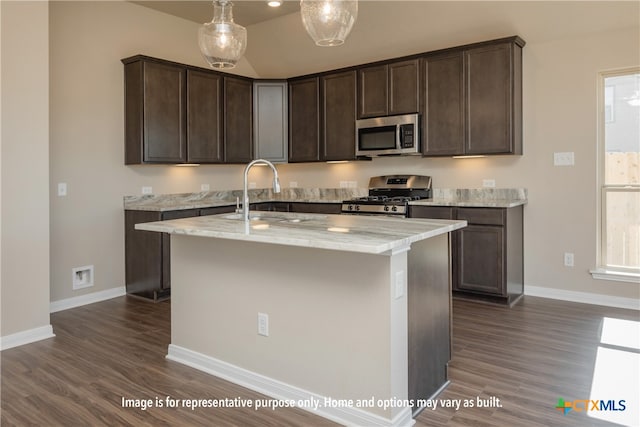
[224,76,253,163]
[187,70,223,163]
[123,55,253,165]
[357,59,420,119]
[288,77,321,162]
[125,202,342,300]
[422,37,524,156]
[124,59,187,164]
[321,71,357,161]
[125,206,235,301]
[409,205,523,305]
[422,53,464,156]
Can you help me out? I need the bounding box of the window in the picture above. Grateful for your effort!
[594,69,640,281]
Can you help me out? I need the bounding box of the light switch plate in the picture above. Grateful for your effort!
[58,183,67,197]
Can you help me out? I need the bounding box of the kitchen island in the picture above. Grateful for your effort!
[136,212,466,426]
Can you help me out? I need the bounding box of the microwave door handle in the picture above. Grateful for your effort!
[396,125,401,150]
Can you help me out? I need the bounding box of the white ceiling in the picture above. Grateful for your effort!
[130,1,640,78]
[131,0,301,26]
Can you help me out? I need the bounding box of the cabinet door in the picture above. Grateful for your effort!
[464,42,516,155]
[389,59,419,115]
[423,53,465,156]
[289,203,341,214]
[187,70,223,163]
[288,77,320,162]
[456,224,505,296]
[322,71,357,161]
[253,81,288,163]
[224,76,253,163]
[143,61,187,163]
[125,210,162,295]
[358,64,388,118]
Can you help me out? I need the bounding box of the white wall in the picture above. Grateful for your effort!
[48,1,640,309]
[1,1,51,337]
[49,1,260,303]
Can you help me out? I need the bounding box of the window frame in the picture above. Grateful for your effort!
[593,67,640,283]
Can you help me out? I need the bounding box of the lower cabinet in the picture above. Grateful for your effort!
[125,206,235,301]
[409,205,523,305]
[125,202,341,301]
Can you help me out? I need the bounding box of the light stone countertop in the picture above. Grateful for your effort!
[410,188,527,208]
[124,188,527,211]
[135,211,467,255]
[123,188,367,212]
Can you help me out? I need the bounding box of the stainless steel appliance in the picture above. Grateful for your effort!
[342,175,432,217]
[355,113,420,157]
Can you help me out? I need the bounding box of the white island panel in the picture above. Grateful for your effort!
[168,235,411,425]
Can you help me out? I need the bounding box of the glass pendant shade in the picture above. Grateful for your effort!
[300,0,358,47]
[198,0,247,69]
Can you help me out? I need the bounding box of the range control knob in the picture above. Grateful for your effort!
[384,205,390,212]
[392,206,398,212]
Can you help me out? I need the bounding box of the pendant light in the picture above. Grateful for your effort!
[300,0,358,47]
[198,0,247,69]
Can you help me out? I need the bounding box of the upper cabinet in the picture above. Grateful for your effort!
[223,76,253,163]
[357,59,420,119]
[422,37,525,156]
[288,77,321,163]
[124,59,187,164]
[253,81,288,163]
[186,69,223,163]
[123,36,524,165]
[122,55,251,165]
[322,70,357,161]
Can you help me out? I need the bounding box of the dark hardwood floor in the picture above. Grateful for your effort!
[1,295,637,426]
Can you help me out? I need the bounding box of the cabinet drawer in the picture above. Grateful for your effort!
[409,206,454,220]
[161,209,201,220]
[456,208,505,226]
[199,206,236,216]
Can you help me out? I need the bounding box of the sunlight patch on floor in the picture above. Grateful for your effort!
[588,318,640,426]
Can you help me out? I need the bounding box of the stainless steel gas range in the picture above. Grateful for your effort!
[341,175,432,218]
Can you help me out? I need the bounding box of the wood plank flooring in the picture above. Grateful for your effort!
[2,295,637,426]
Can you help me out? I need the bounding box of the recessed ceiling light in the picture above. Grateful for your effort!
[267,1,282,7]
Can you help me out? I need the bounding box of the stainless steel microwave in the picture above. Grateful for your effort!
[355,113,420,157]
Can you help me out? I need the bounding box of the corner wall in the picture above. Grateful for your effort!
[1,1,52,344]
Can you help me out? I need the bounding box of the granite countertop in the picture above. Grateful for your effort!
[410,188,527,208]
[123,188,368,212]
[124,188,527,212]
[135,211,467,255]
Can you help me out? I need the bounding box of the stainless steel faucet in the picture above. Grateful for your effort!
[242,159,281,222]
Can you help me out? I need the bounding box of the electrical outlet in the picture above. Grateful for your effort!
[257,312,269,337]
[201,184,210,192]
[249,182,257,189]
[289,181,298,188]
[58,183,68,197]
[142,186,153,195]
[554,152,575,166]
[482,179,496,188]
[564,252,575,267]
[339,181,348,188]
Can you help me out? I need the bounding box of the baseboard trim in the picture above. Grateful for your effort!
[525,286,640,311]
[0,324,55,351]
[167,344,415,427]
[50,286,126,313]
